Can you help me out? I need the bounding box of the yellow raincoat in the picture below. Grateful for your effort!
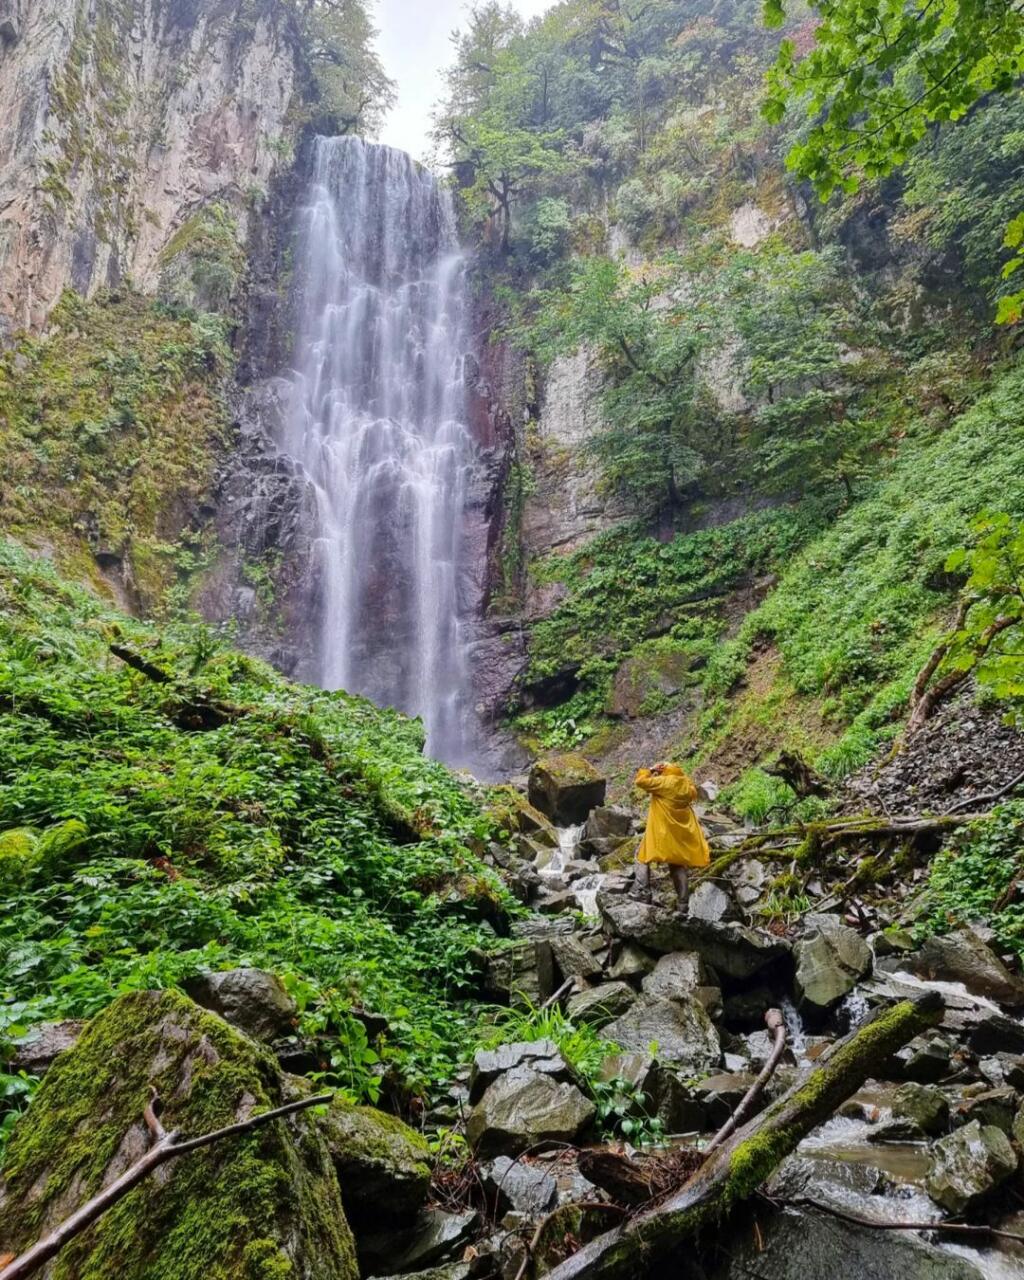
[635,764,710,868]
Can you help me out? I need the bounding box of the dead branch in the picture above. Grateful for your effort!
[0,1092,333,1280]
[770,1194,1024,1244]
[108,643,248,730]
[943,765,1024,816]
[907,608,1014,735]
[705,1008,786,1154]
[763,751,830,799]
[539,993,944,1280]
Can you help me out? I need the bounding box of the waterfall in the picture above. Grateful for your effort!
[283,136,477,765]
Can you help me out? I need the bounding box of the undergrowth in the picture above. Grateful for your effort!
[0,541,512,1136]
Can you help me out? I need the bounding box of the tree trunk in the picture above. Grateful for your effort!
[540,994,943,1280]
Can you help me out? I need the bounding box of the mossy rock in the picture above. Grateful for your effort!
[527,754,607,825]
[321,1099,431,1224]
[606,650,694,719]
[0,990,358,1280]
[486,786,559,848]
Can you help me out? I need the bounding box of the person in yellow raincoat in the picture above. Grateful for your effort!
[633,762,709,912]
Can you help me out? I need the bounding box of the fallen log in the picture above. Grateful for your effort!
[539,992,943,1280]
[705,1007,786,1154]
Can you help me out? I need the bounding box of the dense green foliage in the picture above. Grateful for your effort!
[764,0,1024,321]
[0,543,511,1124]
[0,290,231,607]
[923,802,1024,957]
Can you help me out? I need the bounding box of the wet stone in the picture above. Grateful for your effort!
[469,1040,572,1104]
[926,1120,1018,1214]
[565,981,636,1028]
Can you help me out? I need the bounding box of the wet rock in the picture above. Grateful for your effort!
[469,1040,573,1104]
[687,880,739,923]
[723,1205,985,1279]
[606,942,656,981]
[550,934,603,983]
[323,1099,432,1224]
[528,754,606,825]
[892,1082,949,1136]
[566,981,637,1028]
[910,926,1024,1007]
[186,966,297,1041]
[583,805,634,843]
[641,950,709,1000]
[359,1208,479,1275]
[926,1120,1018,1213]
[480,1155,558,1217]
[952,1087,1018,1134]
[865,1116,927,1143]
[602,994,721,1074]
[606,650,692,719]
[794,914,872,1014]
[721,987,774,1031]
[693,1071,761,1126]
[10,1019,85,1076]
[943,1005,1024,1055]
[693,984,725,1020]
[597,892,790,978]
[480,939,555,1008]
[892,1033,955,1084]
[978,1053,1024,1090]
[466,1067,596,1156]
[531,1204,623,1272]
[535,888,580,915]
[766,1155,887,1204]
[368,1265,470,1280]
[869,927,917,959]
[599,1050,657,1092]
[488,786,559,847]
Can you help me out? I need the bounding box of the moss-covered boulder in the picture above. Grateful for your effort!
[486,786,559,847]
[321,1098,432,1225]
[0,990,357,1280]
[527,754,606,825]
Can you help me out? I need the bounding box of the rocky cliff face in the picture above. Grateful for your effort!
[0,0,303,337]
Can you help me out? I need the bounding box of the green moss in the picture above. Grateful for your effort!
[0,289,231,607]
[0,990,357,1279]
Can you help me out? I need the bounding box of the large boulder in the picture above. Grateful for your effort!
[909,927,1024,1007]
[0,990,357,1279]
[480,938,555,1008]
[322,1098,432,1224]
[9,1019,85,1076]
[550,934,604,983]
[186,966,297,1041]
[686,880,739,924]
[602,994,720,1074]
[359,1208,479,1275]
[566,981,637,1028]
[467,1066,596,1156]
[528,754,607,825]
[794,914,872,1014]
[925,1119,1018,1213]
[487,786,559,848]
[598,893,790,978]
[469,1039,573,1104]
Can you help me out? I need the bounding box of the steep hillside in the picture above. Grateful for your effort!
[437,0,1024,808]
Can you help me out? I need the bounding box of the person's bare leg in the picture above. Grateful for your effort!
[669,866,689,913]
[634,858,652,901]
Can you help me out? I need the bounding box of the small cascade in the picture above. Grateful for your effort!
[780,996,809,1060]
[839,987,871,1030]
[536,824,607,917]
[283,136,479,765]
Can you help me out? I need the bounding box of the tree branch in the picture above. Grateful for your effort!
[0,1093,333,1280]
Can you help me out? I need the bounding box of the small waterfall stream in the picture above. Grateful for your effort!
[282,136,477,764]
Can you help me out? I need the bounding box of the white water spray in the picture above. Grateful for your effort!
[283,136,477,764]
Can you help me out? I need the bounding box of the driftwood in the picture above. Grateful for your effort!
[0,1090,334,1280]
[706,1008,786,1154]
[540,993,943,1280]
[763,751,829,799]
[577,1150,656,1207]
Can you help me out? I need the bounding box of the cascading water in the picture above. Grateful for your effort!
[282,135,477,764]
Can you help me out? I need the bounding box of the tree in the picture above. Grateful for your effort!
[293,0,396,135]
[525,255,718,515]
[722,244,872,496]
[762,0,1024,321]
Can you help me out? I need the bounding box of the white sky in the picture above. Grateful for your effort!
[375,0,554,164]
